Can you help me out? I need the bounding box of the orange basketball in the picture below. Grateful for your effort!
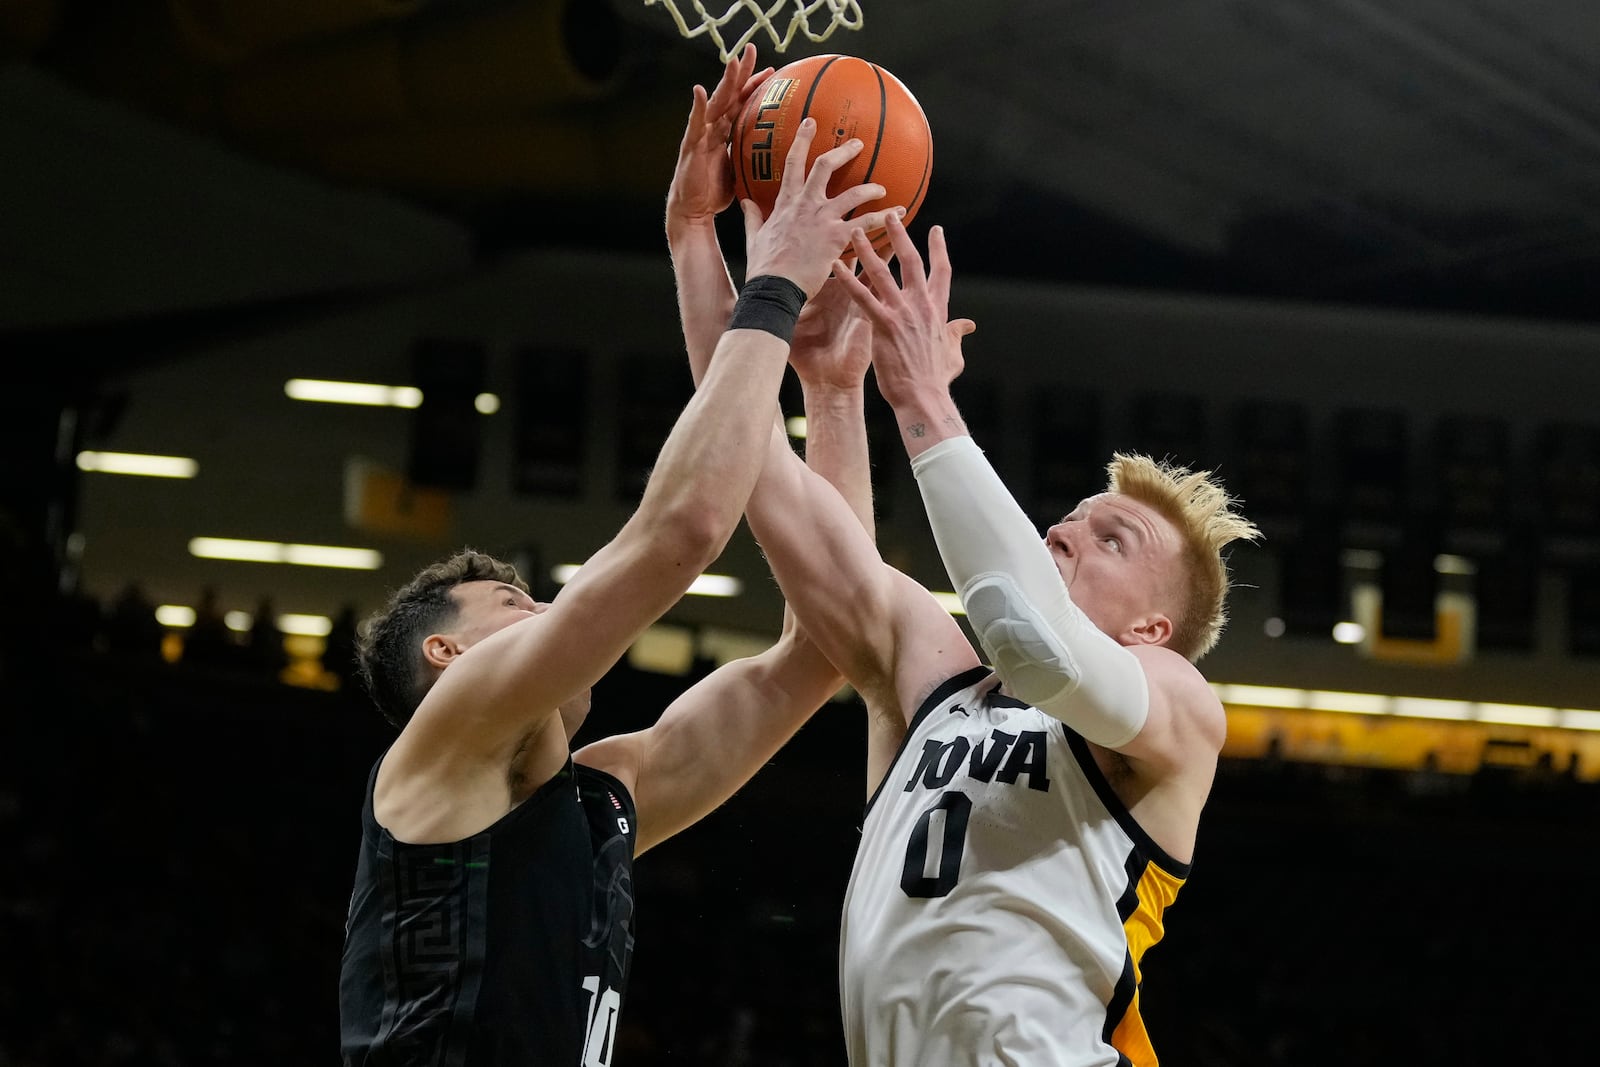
[731,54,932,253]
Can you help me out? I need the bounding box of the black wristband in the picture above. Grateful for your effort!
[729,275,807,344]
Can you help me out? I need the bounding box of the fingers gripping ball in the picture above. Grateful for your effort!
[731,54,932,253]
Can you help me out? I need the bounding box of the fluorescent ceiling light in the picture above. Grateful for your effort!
[1214,684,1307,710]
[156,605,196,628]
[1331,621,1365,644]
[76,451,198,478]
[1476,703,1558,728]
[1390,696,1472,721]
[1562,709,1600,732]
[189,537,383,570]
[931,591,965,616]
[685,573,742,597]
[1214,684,1600,732]
[153,605,331,637]
[550,564,742,597]
[278,613,333,637]
[284,379,423,408]
[1306,690,1389,715]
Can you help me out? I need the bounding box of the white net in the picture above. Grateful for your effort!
[644,0,864,63]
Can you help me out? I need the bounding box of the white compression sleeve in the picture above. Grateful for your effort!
[910,436,1149,749]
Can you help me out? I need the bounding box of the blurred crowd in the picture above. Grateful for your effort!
[2,610,1596,1066]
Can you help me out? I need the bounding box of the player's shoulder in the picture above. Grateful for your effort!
[1127,645,1227,758]
[572,733,644,801]
[1130,643,1217,698]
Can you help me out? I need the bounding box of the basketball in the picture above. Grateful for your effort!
[731,54,932,253]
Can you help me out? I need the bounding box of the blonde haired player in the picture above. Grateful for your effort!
[671,134,1258,1059]
[821,214,1259,1065]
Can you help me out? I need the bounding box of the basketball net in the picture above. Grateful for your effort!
[644,0,864,63]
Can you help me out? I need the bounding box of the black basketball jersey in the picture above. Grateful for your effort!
[339,755,638,1066]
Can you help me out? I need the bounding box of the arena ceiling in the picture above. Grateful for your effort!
[4,0,1599,379]
[5,0,1600,705]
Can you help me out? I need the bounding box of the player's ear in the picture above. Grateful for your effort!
[422,633,464,669]
[1125,613,1172,648]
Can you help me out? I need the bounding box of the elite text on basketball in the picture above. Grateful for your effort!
[748,77,795,183]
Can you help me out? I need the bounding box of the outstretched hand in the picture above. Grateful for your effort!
[742,120,906,299]
[834,214,976,409]
[666,44,771,226]
[789,265,879,390]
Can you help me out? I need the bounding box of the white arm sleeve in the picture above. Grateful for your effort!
[910,435,1149,749]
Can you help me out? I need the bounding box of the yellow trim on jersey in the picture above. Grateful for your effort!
[1109,860,1186,1066]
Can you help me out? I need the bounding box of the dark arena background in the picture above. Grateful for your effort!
[4,2,1600,1064]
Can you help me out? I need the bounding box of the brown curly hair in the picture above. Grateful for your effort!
[356,549,527,728]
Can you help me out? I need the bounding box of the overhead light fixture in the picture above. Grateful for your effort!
[284,378,423,408]
[1565,709,1600,731]
[1212,683,1600,732]
[931,591,966,616]
[1305,690,1389,716]
[1391,696,1472,721]
[1331,621,1365,644]
[156,605,196,628]
[1214,684,1307,710]
[550,563,741,598]
[222,611,329,636]
[278,613,333,637]
[76,451,198,478]
[1476,703,1558,728]
[189,537,383,570]
[154,605,331,637]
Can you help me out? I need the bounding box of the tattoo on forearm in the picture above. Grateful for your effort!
[944,415,963,433]
[907,422,926,438]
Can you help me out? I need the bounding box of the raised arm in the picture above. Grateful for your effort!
[519,120,898,715]
[586,305,901,848]
[667,44,770,384]
[788,270,877,531]
[576,51,851,842]
[838,217,1217,778]
[651,90,974,809]
[398,108,899,781]
[602,88,909,838]
[783,272,941,793]
[664,45,876,530]
[658,45,902,705]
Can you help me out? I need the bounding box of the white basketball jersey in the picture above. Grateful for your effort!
[840,666,1189,1067]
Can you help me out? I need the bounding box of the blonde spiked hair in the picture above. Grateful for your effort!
[1105,452,1261,662]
